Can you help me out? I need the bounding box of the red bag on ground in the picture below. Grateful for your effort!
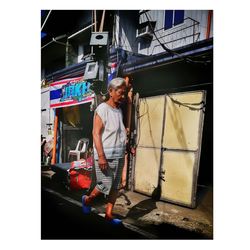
[68,157,93,190]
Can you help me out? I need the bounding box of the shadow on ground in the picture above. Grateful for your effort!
[41,189,146,239]
[125,198,210,239]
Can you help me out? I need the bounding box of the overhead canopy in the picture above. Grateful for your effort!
[50,76,95,109]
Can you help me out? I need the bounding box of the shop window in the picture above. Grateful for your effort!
[164,10,184,30]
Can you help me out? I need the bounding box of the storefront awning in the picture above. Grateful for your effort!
[50,76,95,109]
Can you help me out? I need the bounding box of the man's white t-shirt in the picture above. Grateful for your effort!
[93,102,126,159]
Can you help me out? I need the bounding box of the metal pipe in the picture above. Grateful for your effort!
[206,10,212,39]
[68,23,95,39]
[99,10,106,32]
[52,38,67,46]
[92,10,93,32]
[41,40,54,50]
[41,34,67,50]
[92,10,97,55]
[193,20,195,43]
[94,10,97,32]
[51,109,58,164]
[151,32,200,54]
[41,10,52,31]
[153,17,200,34]
[152,24,200,42]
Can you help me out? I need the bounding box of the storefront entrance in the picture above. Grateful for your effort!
[58,103,94,163]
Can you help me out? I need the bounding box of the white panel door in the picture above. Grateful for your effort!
[133,91,205,207]
[134,95,165,195]
[161,91,205,207]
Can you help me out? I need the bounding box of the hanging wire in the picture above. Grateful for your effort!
[134,93,206,148]
[166,94,206,111]
[100,84,108,96]
[144,11,211,65]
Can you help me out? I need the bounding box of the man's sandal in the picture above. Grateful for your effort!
[82,195,91,214]
[105,216,122,225]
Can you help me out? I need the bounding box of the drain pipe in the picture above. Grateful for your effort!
[206,10,212,39]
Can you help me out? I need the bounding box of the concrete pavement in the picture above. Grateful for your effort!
[114,188,213,238]
[41,166,213,239]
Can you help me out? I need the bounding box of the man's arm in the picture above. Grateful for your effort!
[92,113,107,170]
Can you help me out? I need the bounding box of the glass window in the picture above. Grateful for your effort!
[164,10,174,29]
[174,10,184,26]
[164,10,184,30]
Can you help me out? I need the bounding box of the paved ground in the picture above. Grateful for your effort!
[42,188,147,239]
[41,166,213,239]
[114,188,213,238]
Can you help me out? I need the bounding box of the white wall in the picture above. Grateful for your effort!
[41,87,54,141]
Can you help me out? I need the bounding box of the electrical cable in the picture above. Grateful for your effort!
[166,94,206,112]
[100,83,108,96]
[134,93,205,149]
[144,11,211,65]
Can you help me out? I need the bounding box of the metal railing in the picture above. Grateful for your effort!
[150,17,200,55]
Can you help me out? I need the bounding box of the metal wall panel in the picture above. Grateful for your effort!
[137,96,165,148]
[161,151,196,206]
[161,91,205,207]
[134,147,161,195]
[163,92,204,150]
[133,91,205,207]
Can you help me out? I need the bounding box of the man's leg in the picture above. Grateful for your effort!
[84,187,101,205]
[105,189,119,219]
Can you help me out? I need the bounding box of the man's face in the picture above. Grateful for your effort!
[110,84,127,105]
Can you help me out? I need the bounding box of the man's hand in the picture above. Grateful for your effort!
[98,155,108,171]
[130,147,136,156]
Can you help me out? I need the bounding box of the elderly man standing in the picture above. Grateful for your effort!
[82,77,127,225]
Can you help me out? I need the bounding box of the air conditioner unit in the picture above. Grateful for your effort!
[136,22,154,39]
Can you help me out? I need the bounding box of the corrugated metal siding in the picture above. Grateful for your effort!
[115,10,212,56]
[187,10,209,41]
[136,10,211,55]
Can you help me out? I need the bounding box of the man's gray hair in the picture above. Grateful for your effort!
[107,77,126,90]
